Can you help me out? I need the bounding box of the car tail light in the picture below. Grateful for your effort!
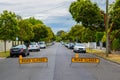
[20,48,24,52]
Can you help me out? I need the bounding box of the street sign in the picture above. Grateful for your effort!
[71,57,100,63]
[19,55,48,64]
[16,37,18,41]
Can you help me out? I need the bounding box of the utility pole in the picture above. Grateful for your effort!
[106,0,109,57]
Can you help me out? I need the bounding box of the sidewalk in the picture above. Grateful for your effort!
[87,47,120,64]
[94,47,120,54]
[0,57,6,59]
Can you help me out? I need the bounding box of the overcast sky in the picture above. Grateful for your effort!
[0,0,114,34]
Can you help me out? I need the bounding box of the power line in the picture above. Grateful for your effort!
[38,1,69,13]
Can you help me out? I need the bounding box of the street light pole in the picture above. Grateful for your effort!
[106,0,109,57]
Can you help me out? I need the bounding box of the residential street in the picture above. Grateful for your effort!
[0,43,120,80]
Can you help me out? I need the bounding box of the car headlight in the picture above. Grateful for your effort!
[83,48,86,50]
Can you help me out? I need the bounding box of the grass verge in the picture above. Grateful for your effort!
[86,48,120,64]
[0,51,10,58]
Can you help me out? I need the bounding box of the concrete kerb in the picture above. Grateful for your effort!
[0,57,6,59]
[90,48,120,65]
[92,53,120,65]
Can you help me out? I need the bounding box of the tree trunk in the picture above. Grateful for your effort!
[15,41,16,45]
[108,34,111,54]
[107,22,113,54]
[18,41,19,45]
[12,41,14,47]
[107,22,120,54]
[4,40,6,53]
[20,41,23,44]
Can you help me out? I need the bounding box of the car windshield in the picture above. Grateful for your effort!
[30,42,36,45]
[13,45,25,48]
[76,43,84,46]
[39,42,45,44]
[39,43,44,44]
[70,43,74,45]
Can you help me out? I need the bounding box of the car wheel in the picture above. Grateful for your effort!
[37,49,40,51]
[27,52,30,55]
[23,53,26,57]
[10,54,13,57]
[29,50,32,52]
[73,50,76,53]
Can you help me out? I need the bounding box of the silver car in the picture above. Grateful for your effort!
[38,42,46,49]
[73,43,86,53]
[28,42,40,51]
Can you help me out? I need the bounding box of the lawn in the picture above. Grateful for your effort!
[86,48,120,64]
[0,51,10,58]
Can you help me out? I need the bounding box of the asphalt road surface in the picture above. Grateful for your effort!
[0,43,120,80]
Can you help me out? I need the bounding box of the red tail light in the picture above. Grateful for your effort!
[20,48,24,52]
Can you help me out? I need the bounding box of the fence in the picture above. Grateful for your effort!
[0,40,23,52]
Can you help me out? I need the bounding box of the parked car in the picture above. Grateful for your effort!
[61,41,64,45]
[65,43,69,47]
[52,41,55,45]
[73,43,86,53]
[38,41,46,49]
[10,45,29,57]
[68,43,74,49]
[28,42,40,51]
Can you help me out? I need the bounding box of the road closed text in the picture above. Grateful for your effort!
[19,57,48,64]
[71,58,100,63]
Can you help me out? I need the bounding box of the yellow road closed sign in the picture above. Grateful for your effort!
[19,55,48,64]
[71,57,100,63]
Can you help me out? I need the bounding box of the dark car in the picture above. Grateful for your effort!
[10,45,29,57]
[68,43,74,49]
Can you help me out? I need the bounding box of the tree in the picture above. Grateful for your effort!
[23,17,50,42]
[32,24,48,42]
[56,30,68,41]
[110,0,120,40]
[56,30,66,36]
[69,0,120,55]
[0,10,19,52]
[45,27,55,42]
[82,28,96,42]
[18,19,34,41]
[112,39,120,51]
[69,0,104,31]
[95,32,104,42]
[68,24,96,42]
[102,0,120,53]
[26,17,43,25]
[68,25,84,42]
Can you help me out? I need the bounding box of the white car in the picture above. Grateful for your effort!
[28,42,40,51]
[38,42,46,49]
[73,43,86,53]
